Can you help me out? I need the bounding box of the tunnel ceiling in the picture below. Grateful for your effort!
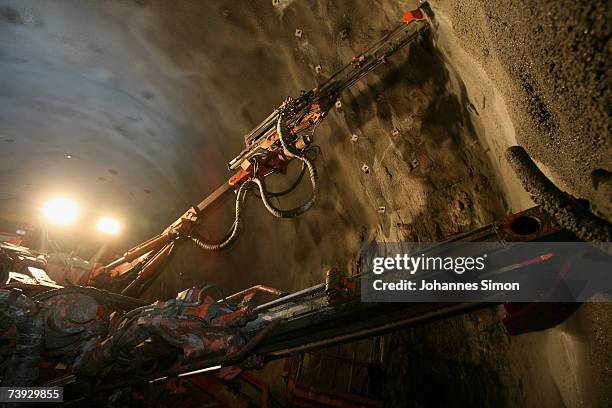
[1,0,267,247]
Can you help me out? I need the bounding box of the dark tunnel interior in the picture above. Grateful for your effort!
[0,0,610,406]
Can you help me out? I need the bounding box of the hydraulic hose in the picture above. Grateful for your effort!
[506,146,612,243]
[192,104,319,247]
[190,180,251,251]
[277,101,303,158]
[252,154,318,218]
[260,161,307,198]
[252,108,319,218]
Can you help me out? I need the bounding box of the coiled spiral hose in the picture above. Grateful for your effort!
[251,105,319,218]
[191,103,320,249]
[190,180,251,251]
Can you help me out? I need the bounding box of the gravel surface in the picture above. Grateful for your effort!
[438,0,611,203]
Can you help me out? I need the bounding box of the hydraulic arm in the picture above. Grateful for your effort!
[2,205,602,404]
[87,5,433,296]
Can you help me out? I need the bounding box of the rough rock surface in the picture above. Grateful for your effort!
[439,0,611,202]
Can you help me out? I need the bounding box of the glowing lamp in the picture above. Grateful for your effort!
[42,198,80,226]
[96,217,120,235]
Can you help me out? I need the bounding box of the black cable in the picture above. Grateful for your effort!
[252,160,307,199]
[190,180,251,251]
[248,108,320,218]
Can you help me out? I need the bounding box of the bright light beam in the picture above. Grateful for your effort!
[177,365,222,378]
[42,198,80,226]
[96,217,120,235]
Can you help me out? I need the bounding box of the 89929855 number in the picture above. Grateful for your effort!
[0,387,63,402]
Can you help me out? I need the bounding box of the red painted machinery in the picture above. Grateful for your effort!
[85,4,433,298]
